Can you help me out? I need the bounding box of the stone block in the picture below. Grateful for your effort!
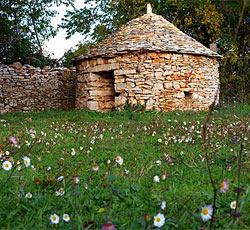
[164,82,172,89]
[126,82,135,89]
[173,83,180,89]
[89,90,114,96]
[146,98,155,110]
[115,83,126,92]
[88,63,119,72]
[10,62,22,70]
[153,83,164,91]
[114,69,136,75]
[87,101,99,110]
[115,96,127,107]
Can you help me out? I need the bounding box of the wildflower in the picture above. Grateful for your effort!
[5,151,10,156]
[153,176,160,183]
[31,134,35,139]
[47,166,51,171]
[155,160,161,166]
[220,179,229,193]
[71,148,76,156]
[84,183,88,189]
[57,176,64,181]
[2,160,12,171]
[154,213,165,228]
[73,177,80,184]
[50,213,59,224]
[23,156,31,167]
[161,174,166,180]
[166,156,171,162]
[161,201,166,210]
[201,205,213,221]
[102,220,116,230]
[115,156,123,165]
[9,136,17,145]
[230,201,237,210]
[92,165,99,171]
[125,169,129,174]
[158,138,162,143]
[107,160,111,164]
[56,187,65,196]
[63,214,70,222]
[26,192,32,199]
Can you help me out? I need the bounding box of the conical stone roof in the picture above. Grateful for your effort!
[75,13,222,61]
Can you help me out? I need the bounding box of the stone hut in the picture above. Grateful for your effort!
[74,6,222,112]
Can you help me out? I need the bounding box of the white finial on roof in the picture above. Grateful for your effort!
[147,3,152,14]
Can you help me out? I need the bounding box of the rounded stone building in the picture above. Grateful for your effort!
[74,8,222,112]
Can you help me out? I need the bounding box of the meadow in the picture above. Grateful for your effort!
[0,104,249,230]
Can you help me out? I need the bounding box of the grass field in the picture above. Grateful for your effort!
[0,104,249,229]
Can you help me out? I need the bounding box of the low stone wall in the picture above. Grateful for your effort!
[0,63,76,114]
[75,51,220,112]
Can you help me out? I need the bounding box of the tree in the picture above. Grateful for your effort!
[60,0,223,46]
[0,0,72,66]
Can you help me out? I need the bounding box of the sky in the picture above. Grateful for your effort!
[43,0,84,59]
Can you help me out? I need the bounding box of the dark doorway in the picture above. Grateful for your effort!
[94,71,115,111]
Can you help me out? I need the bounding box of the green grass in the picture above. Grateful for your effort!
[0,104,249,229]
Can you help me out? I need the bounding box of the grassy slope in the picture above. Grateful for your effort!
[0,104,249,229]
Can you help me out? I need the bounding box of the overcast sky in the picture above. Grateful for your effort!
[43,0,84,59]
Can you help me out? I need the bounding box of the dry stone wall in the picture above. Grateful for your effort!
[76,51,220,112]
[0,63,76,114]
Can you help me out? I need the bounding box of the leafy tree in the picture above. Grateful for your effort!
[0,0,72,66]
[61,42,94,67]
[61,0,223,46]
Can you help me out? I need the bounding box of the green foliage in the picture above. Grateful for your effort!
[60,0,223,46]
[62,42,94,67]
[0,0,72,67]
[0,105,249,229]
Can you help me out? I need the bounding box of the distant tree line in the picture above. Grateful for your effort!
[0,0,249,102]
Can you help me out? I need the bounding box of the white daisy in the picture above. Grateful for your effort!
[161,201,166,210]
[116,156,123,165]
[26,192,32,199]
[71,148,76,156]
[154,213,165,228]
[92,165,99,171]
[50,213,59,224]
[230,201,237,210]
[201,205,213,221]
[2,160,12,171]
[23,156,31,167]
[155,160,161,166]
[153,175,160,183]
[73,177,80,184]
[57,176,64,181]
[63,213,70,222]
[56,188,65,196]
